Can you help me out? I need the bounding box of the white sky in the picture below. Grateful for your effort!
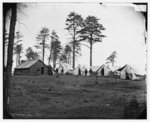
[5,2,147,74]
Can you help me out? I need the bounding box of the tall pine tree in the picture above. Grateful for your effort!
[35,27,49,63]
[65,12,84,69]
[79,16,106,66]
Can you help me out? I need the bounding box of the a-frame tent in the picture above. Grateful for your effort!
[117,64,144,80]
[97,64,112,76]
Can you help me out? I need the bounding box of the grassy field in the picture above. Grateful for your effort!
[9,75,146,119]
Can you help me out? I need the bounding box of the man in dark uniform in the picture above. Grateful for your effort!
[61,68,64,74]
[78,68,81,75]
[89,68,93,76]
[85,68,88,76]
[55,68,58,74]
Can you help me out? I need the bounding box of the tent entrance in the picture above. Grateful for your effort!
[101,68,104,76]
[126,72,130,80]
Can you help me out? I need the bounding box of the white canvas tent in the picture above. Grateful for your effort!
[89,66,101,72]
[117,64,144,80]
[87,65,101,76]
[107,65,119,72]
[97,64,111,76]
[55,63,73,74]
[71,64,87,76]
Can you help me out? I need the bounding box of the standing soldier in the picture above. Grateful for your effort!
[55,68,58,74]
[89,68,93,76]
[78,68,81,75]
[61,68,64,74]
[55,68,59,78]
[85,68,88,76]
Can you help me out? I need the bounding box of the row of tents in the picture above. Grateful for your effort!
[14,59,145,80]
[54,62,145,80]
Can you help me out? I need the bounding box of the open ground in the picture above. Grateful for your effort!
[9,75,146,119]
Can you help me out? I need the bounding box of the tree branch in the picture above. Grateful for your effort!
[67,29,74,38]
[80,43,90,49]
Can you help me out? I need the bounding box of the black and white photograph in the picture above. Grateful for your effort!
[2,1,148,119]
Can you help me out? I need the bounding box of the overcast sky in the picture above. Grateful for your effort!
[5,2,147,74]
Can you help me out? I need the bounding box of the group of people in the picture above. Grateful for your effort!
[78,68,93,76]
[55,67,93,76]
[55,68,64,74]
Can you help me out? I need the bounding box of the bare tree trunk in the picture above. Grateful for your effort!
[48,47,52,65]
[54,60,56,69]
[53,57,56,69]
[72,30,76,69]
[52,42,57,69]
[90,41,92,66]
[48,50,51,65]
[3,8,7,65]
[3,7,7,118]
[4,3,17,118]
[48,37,53,65]
[69,54,71,65]
[67,54,69,64]
[3,4,11,66]
[16,54,18,66]
[18,53,21,65]
[73,41,75,69]
[42,39,45,63]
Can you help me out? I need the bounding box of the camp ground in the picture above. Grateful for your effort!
[9,72,146,119]
[13,59,145,80]
[8,60,147,119]
[4,2,147,119]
